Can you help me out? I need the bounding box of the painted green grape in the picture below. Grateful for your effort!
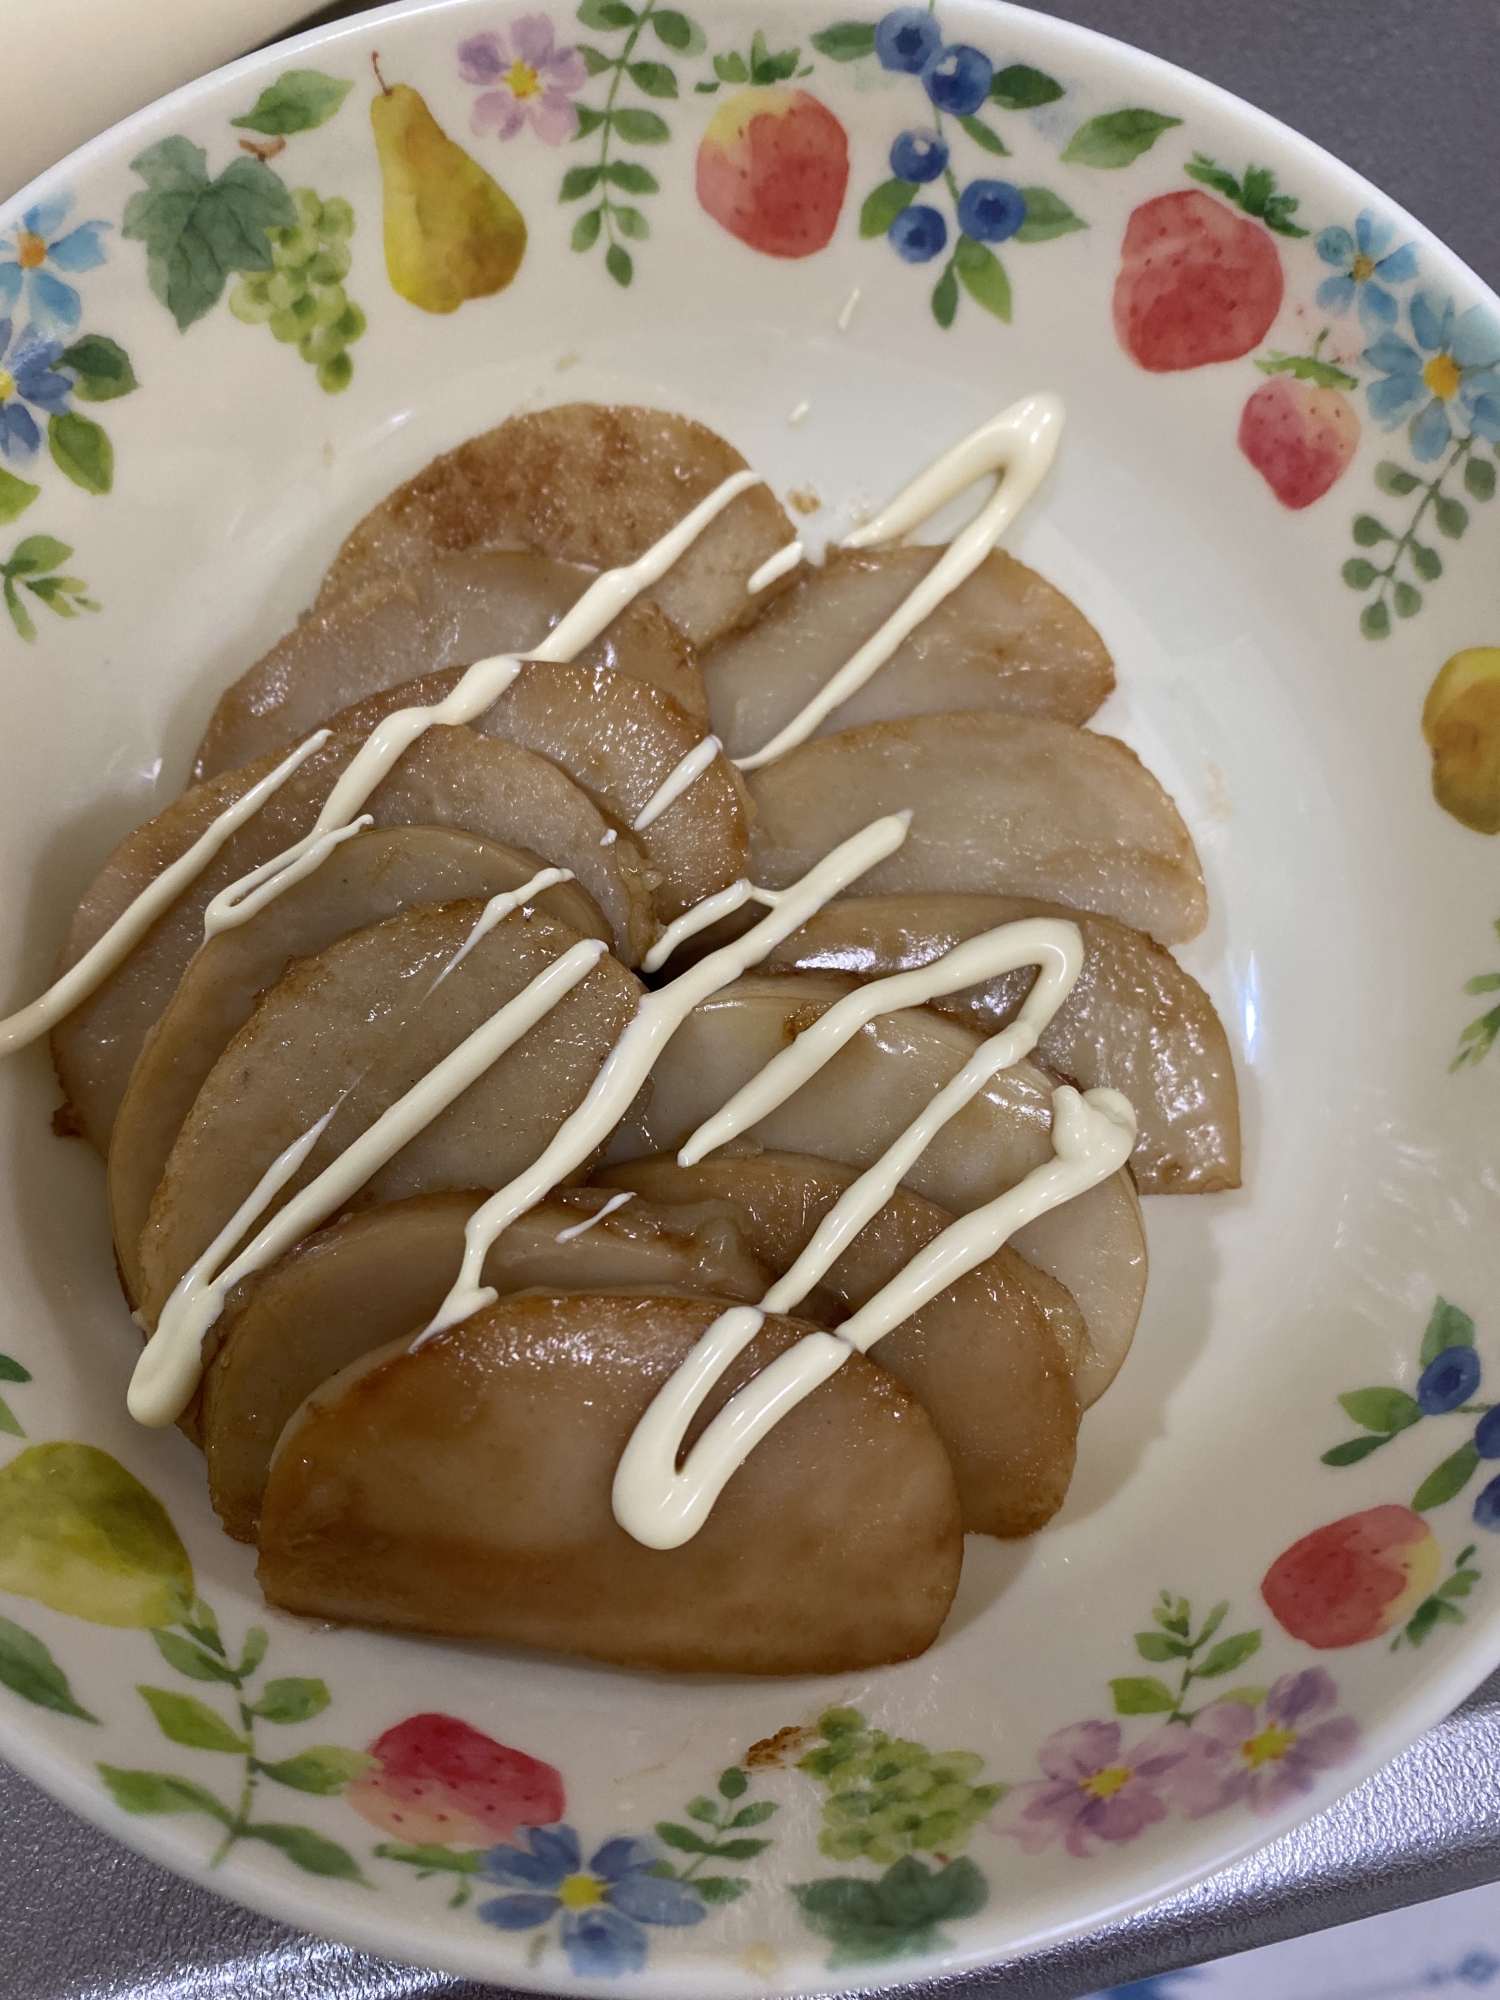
[799,1707,1004,1865]
[234,187,365,392]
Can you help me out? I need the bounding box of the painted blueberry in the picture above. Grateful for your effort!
[921,44,993,116]
[889,130,949,184]
[1475,1407,1500,1458]
[874,8,943,74]
[956,178,1026,243]
[1474,1471,1500,1532]
[1417,1344,1482,1416]
[888,204,948,263]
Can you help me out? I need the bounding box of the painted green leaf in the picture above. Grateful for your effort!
[238,1626,268,1677]
[1410,540,1443,580]
[1014,186,1086,242]
[931,262,959,329]
[1109,1675,1176,1713]
[574,104,608,135]
[98,1766,231,1821]
[729,1799,777,1827]
[652,11,706,54]
[250,1675,331,1724]
[693,1875,750,1903]
[245,1820,370,1883]
[1339,1387,1423,1434]
[0,1398,21,1437]
[714,52,749,83]
[1322,1434,1391,1467]
[613,204,649,239]
[1413,1443,1481,1511]
[606,242,633,286]
[1360,600,1391,639]
[793,1855,987,1968]
[55,334,138,402]
[1439,1566,1481,1600]
[6,534,73,576]
[1195,1629,1262,1679]
[1062,109,1182,168]
[718,1765,748,1799]
[811,21,878,60]
[1134,1630,1191,1661]
[230,70,353,135]
[374,1840,486,1872]
[860,178,917,237]
[1393,581,1422,618]
[685,1795,720,1823]
[0,1442,193,1628]
[0,1615,97,1720]
[626,61,677,98]
[1465,455,1496,501]
[0,1355,27,1384]
[124,142,297,329]
[4,576,35,641]
[0,469,39,526]
[958,114,1010,157]
[577,0,637,28]
[1214,1684,1269,1708]
[1341,557,1378,589]
[256,1745,374,1794]
[709,1836,772,1860]
[560,164,603,200]
[656,1820,715,1854]
[954,236,1011,322]
[570,207,603,250]
[577,44,614,76]
[990,63,1064,109]
[1434,494,1469,538]
[613,106,671,141]
[1402,1595,1464,1648]
[138,1685,247,1753]
[1351,514,1392,546]
[1422,1298,1476,1367]
[150,1628,240,1683]
[604,159,658,193]
[749,30,800,82]
[1375,460,1420,495]
[48,414,113,495]
[1197,1601,1229,1645]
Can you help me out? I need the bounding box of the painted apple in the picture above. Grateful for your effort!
[1423,647,1500,834]
[1261,1505,1441,1650]
[1114,187,1284,372]
[696,85,849,258]
[1239,375,1360,508]
[346,1712,565,1845]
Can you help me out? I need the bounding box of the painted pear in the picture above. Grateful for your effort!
[1423,646,1500,834]
[371,60,525,312]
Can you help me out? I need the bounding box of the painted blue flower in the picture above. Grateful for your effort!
[0,318,73,462]
[1362,289,1500,460]
[0,193,109,334]
[1315,210,1418,333]
[477,1824,706,1976]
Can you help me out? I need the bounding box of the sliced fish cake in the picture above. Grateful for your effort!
[257,1291,963,1675]
[702,544,1114,759]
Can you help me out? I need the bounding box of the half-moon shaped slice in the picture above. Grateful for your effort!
[256,1291,963,1675]
[327,662,750,921]
[701,545,1114,758]
[747,712,1208,944]
[135,899,642,1328]
[194,551,703,779]
[108,825,608,1305]
[762,892,1240,1193]
[315,404,798,649]
[200,1188,771,1542]
[603,972,1145,1402]
[594,1151,1080,1534]
[52,728,656,1151]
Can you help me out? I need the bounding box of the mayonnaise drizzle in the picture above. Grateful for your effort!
[631,735,724,832]
[747,541,804,593]
[554,1189,636,1242]
[0,729,332,1057]
[130,879,601,1425]
[639,879,781,975]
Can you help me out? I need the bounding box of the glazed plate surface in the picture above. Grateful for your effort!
[1,1,1498,1990]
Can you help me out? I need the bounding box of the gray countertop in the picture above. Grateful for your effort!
[6,2,1500,1996]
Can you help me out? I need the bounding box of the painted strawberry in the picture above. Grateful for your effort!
[1238,336,1361,508]
[696,32,848,258]
[1114,156,1308,373]
[1261,1505,1442,1650]
[346,1712,565,1845]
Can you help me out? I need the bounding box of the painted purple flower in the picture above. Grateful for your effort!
[458,18,587,145]
[1186,1670,1361,1817]
[0,192,109,334]
[0,318,72,462]
[989,1719,1212,1859]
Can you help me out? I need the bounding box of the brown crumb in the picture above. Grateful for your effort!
[744,1724,816,1768]
[787,484,822,517]
[51,1101,86,1139]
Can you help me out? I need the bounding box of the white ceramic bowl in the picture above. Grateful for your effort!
[2,2,1498,1992]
